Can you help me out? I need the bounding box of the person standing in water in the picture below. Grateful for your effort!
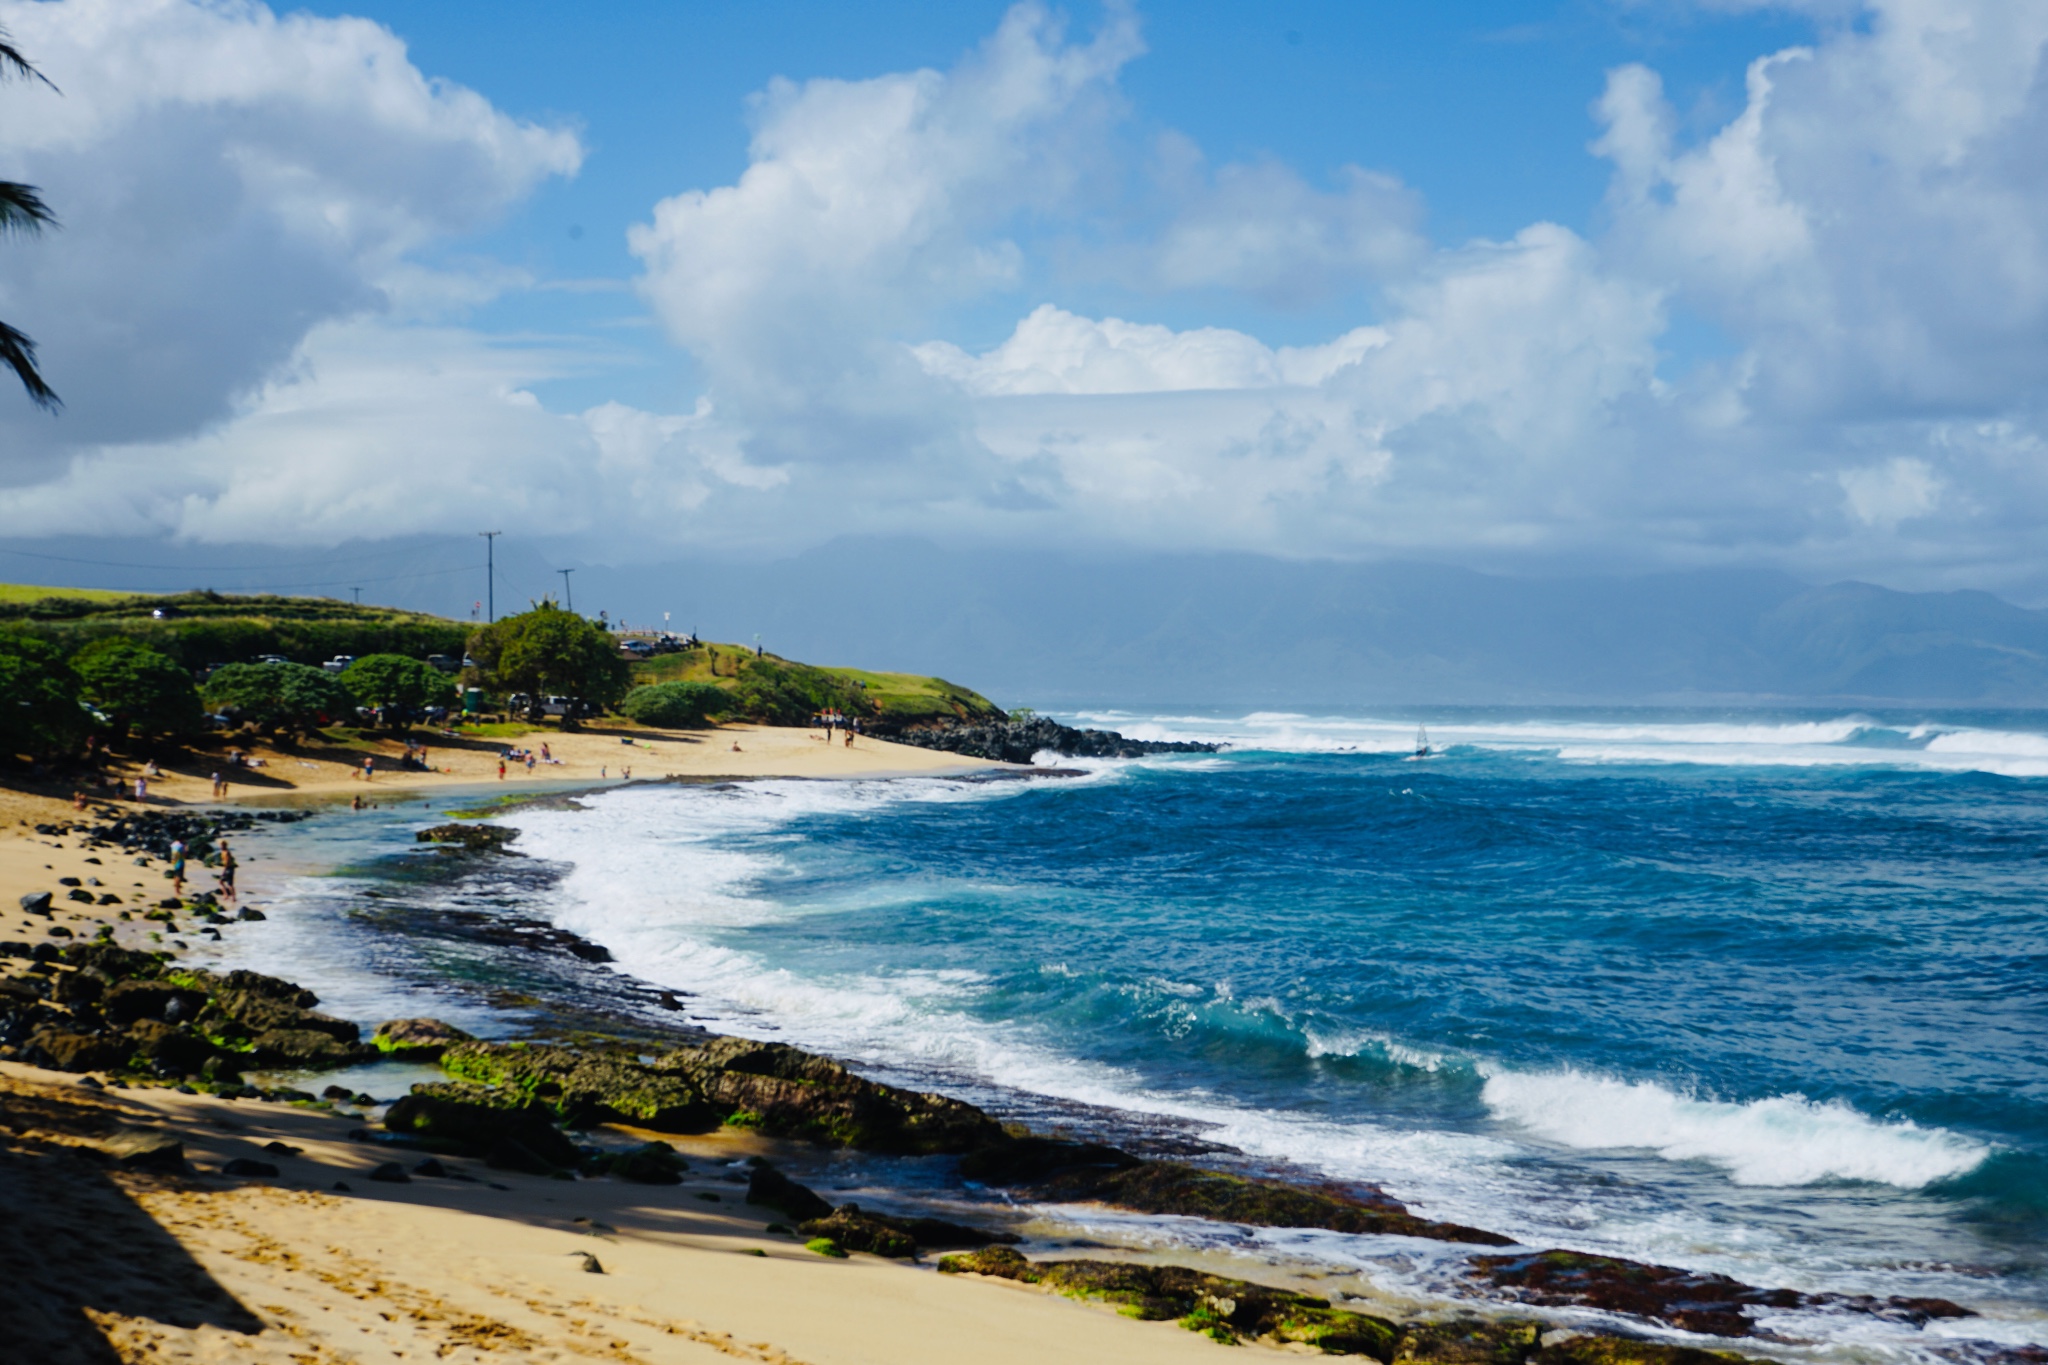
[216,841,237,903]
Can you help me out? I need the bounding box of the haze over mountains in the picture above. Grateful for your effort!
[7,537,2045,711]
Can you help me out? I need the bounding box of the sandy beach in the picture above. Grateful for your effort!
[0,727,1252,1365]
[0,1061,1240,1364]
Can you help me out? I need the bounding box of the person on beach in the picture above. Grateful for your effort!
[363,756,375,781]
[169,839,186,894]
[210,771,224,799]
[134,774,148,802]
[217,842,237,903]
[526,753,536,774]
[72,790,85,811]
[541,742,551,762]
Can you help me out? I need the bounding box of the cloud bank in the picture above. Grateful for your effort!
[2,0,2047,592]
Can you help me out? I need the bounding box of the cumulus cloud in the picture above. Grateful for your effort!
[0,0,581,470]
[6,0,2048,591]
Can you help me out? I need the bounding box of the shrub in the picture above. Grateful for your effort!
[342,654,453,727]
[201,662,354,736]
[70,638,204,741]
[618,681,727,728]
[466,603,630,723]
[0,628,86,758]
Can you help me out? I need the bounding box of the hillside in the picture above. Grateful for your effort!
[0,588,469,670]
[629,643,1003,724]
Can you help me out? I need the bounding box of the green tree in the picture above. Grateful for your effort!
[1,27,59,409]
[342,654,452,728]
[201,662,353,739]
[468,603,629,726]
[618,680,728,729]
[0,628,84,758]
[71,638,203,741]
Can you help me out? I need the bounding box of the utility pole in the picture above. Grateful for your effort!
[558,568,575,612]
[479,532,501,622]
[351,587,362,606]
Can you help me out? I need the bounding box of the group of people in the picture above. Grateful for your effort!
[167,836,237,903]
[813,712,864,748]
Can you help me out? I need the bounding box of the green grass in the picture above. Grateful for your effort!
[0,582,146,606]
[628,643,1002,723]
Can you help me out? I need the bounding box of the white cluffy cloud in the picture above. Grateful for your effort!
[4,0,2048,590]
[0,0,579,475]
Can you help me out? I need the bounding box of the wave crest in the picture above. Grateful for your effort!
[1482,1069,1990,1188]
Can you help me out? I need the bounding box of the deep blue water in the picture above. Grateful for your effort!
[238,710,2048,1359]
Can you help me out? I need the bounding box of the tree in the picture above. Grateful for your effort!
[619,681,728,729]
[1,26,59,409]
[469,603,629,725]
[0,628,84,758]
[201,662,353,739]
[71,638,203,741]
[342,654,452,729]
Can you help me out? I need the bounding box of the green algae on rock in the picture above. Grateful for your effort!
[937,1246,1405,1355]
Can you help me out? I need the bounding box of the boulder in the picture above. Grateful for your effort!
[99,1126,188,1173]
[371,1017,475,1059]
[128,1019,221,1075]
[415,823,518,852]
[212,988,359,1044]
[439,1041,718,1132]
[220,1157,280,1178]
[382,1085,581,1169]
[27,1026,133,1072]
[589,1142,688,1185]
[1396,1318,1542,1365]
[102,979,205,1026]
[249,1028,361,1067]
[797,1205,918,1259]
[1042,1161,1514,1247]
[744,1161,834,1223]
[368,1161,410,1183]
[937,1247,1401,1352]
[19,892,52,915]
[62,942,167,980]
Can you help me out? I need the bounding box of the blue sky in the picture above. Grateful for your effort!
[302,0,1814,409]
[3,0,2047,599]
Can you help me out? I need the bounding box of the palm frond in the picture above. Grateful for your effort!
[0,27,57,91]
[0,181,54,235]
[0,319,61,411]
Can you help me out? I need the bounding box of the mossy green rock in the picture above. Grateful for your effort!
[1532,1337,1761,1365]
[797,1205,919,1259]
[937,1247,1401,1356]
[440,1041,718,1132]
[1396,1318,1542,1365]
[383,1083,581,1168]
[1042,1161,1514,1247]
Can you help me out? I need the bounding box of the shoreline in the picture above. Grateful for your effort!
[0,748,1974,1364]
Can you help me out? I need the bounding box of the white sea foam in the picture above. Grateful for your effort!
[1482,1069,1990,1188]
[1069,709,2048,778]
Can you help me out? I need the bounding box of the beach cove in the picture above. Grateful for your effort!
[5,710,2047,1365]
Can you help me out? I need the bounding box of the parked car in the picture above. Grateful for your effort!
[322,655,356,674]
[620,639,654,657]
[255,653,289,665]
[425,654,459,673]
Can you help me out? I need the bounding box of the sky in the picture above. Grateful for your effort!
[2,0,2047,599]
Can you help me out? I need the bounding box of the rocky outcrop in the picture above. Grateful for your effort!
[371,1018,476,1059]
[1469,1250,1970,1338]
[940,1245,1407,1353]
[876,716,1218,764]
[745,1161,834,1223]
[439,1037,1004,1153]
[382,1083,583,1171]
[416,823,518,852]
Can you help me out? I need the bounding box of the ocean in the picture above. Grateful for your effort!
[222,708,2048,1362]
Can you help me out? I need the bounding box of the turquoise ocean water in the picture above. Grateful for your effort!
[226,709,2048,1361]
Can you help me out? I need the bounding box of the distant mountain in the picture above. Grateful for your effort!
[567,541,2048,709]
[8,535,2047,708]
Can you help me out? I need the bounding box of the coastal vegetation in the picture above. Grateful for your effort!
[464,602,630,723]
[0,587,468,670]
[626,645,1002,726]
